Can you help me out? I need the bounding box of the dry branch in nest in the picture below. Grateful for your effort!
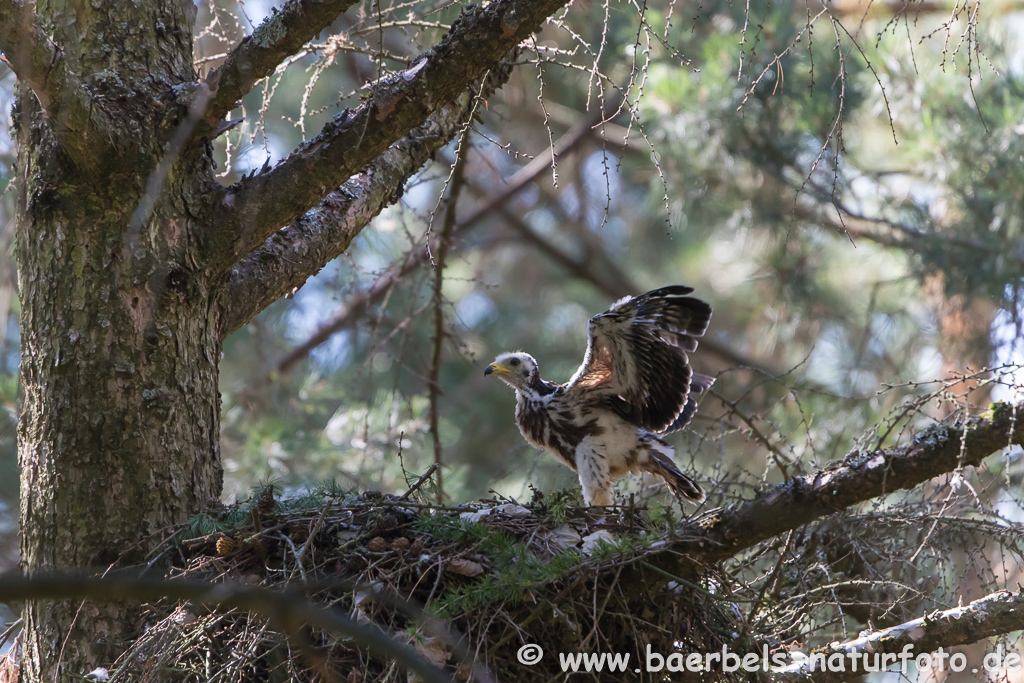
[95,486,747,683]
[2,401,1018,682]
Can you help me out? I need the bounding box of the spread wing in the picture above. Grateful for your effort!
[566,286,713,433]
[661,372,715,434]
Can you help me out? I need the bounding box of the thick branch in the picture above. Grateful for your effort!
[775,589,1024,683]
[261,99,614,367]
[219,71,499,337]
[650,402,1023,575]
[0,0,115,169]
[204,0,570,274]
[199,0,359,135]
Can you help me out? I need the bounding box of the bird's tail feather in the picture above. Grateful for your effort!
[646,451,706,503]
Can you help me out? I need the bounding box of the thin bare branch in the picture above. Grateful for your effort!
[198,0,361,136]
[220,90,481,338]
[484,194,786,374]
[399,462,440,500]
[646,402,1024,577]
[203,0,572,275]
[428,129,470,504]
[260,97,617,367]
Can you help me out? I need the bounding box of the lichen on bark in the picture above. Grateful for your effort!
[14,0,223,677]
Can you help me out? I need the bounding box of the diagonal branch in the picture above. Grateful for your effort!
[220,41,578,338]
[0,0,116,169]
[203,0,571,275]
[221,48,574,338]
[647,402,1023,577]
[259,99,616,367]
[219,94,474,339]
[774,588,1024,683]
[197,0,360,136]
[0,572,450,683]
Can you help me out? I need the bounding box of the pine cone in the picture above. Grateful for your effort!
[216,535,237,556]
[255,488,276,515]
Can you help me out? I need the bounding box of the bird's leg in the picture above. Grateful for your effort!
[575,443,614,507]
[586,487,614,507]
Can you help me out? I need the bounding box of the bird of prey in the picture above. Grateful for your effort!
[485,286,713,506]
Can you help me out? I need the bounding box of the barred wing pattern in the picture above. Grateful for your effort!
[565,285,713,434]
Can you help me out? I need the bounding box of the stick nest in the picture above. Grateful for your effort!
[110,484,745,682]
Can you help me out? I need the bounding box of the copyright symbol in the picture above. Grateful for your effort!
[517,643,543,665]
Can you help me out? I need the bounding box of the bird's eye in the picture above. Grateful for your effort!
[509,358,521,367]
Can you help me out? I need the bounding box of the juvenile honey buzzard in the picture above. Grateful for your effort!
[485,286,713,506]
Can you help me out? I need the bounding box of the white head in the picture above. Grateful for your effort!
[484,351,540,392]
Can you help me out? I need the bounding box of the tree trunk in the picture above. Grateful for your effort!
[3,0,573,676]
[15,1,221,678]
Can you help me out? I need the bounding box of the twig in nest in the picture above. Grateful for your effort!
[400,463,440,501]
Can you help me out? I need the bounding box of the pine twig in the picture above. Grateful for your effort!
[427,129,470,504]
[399,463,441,501]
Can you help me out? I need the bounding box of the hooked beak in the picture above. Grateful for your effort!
[484,362,507,376]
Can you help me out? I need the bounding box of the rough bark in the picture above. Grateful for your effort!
[0,0,118,169]
[774,589,1024,683]
[644,402,1024,580]
[203,0,571,276]
[5,0,571,678]
[198,0,361,135]
[258,99,620,369]
[14,0,222,678]
[219,86,484,338]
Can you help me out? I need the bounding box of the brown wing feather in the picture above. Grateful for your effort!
[572,344,614,389]
[567,286,712,433]
[662,372,715,434]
